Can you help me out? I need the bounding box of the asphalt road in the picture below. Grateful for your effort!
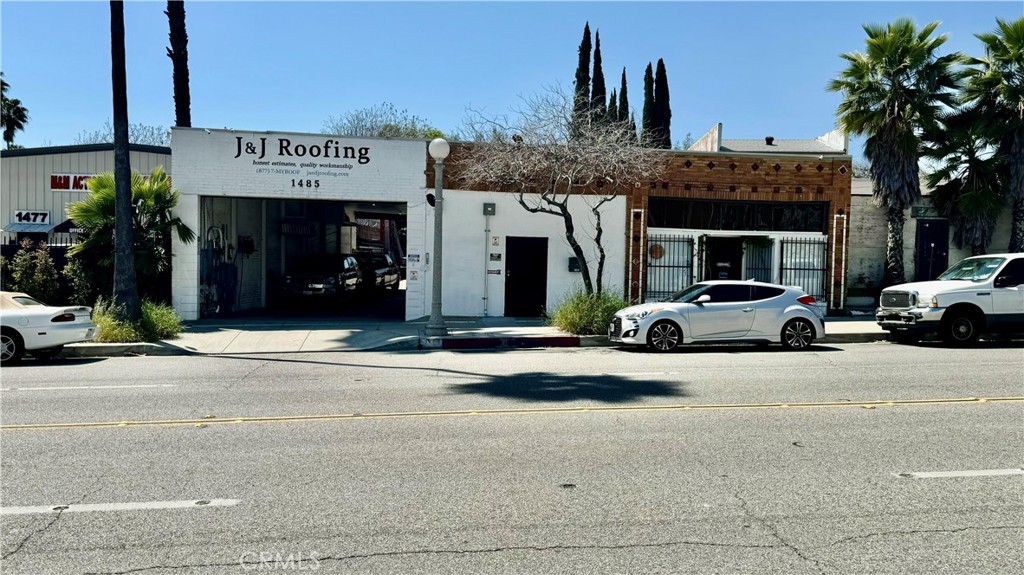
[1,341,1022,574]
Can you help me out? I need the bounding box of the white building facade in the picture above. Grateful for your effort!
[170,128,625,321]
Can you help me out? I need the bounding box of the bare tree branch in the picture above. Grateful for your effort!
[456,85,665,294]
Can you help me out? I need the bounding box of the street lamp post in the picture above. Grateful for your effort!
[425,137,450,336]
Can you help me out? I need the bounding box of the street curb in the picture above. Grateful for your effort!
[63,342,193,358]
[61,332,892,357]
[821,333,890,344]
[422,335,582,350]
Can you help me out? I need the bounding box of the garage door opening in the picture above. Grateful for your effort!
[198,197,407,319]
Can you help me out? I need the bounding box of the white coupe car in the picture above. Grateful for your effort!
[0,291,97,362]
[609,280,826,352]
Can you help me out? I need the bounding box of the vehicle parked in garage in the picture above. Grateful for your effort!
[609,280,825,352]
[351,252,401,291]
[876,253,1024,345]
[0,291,98,363]
[284,255,363,300]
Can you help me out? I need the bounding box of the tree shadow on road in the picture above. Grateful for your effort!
[449,371,687,403]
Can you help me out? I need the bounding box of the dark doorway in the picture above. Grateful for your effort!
[703,237,744,280]
[914,219,949,282]
[505,236,548,317]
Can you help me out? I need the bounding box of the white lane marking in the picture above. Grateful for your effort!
[0,499,240,515]
[895,468,1024,479]
[604,372,677,377]
[1,384,176,391]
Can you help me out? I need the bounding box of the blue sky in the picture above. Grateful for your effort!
[1,1,1021,157]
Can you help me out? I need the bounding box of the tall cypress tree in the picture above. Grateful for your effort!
[607,89,618,126]
[641,62,655,146]
[654,58,671,149]
[629,112,639,144]
[572,22,592,133]
[591,31,607,122]
[618,68,630,124]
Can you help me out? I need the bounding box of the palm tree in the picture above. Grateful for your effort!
[68,167,196,301]
[165,1,191,127]
[963,17,1024,252]
[1,72,29,148]
[923,107,1005,255]
[828,18,963,286]
[110,0,140,320]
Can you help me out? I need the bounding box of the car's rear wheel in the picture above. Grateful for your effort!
[1,329,25,364]
[647,320,681,352]
[942,311,982,346]
[781,319,815,350]
[31,345,64,360]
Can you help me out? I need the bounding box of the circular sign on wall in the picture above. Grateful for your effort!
[649,244,665,260]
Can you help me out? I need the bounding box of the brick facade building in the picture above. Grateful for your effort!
[626,124,852,309]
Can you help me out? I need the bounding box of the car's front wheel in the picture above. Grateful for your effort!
[1,329,25,364]
[781,319,815,350]
[647,320,681,352]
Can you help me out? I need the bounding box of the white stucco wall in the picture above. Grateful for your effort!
[437,191,627,317]
[170,127,428,320]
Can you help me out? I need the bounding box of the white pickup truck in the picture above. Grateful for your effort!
[875,253,1024,345]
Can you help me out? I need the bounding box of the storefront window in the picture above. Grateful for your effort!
[648,198,828,233]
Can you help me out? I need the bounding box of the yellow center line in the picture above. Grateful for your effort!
[2,396,1022,431]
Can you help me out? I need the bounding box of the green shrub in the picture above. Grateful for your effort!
[92,297,183,343]
[140,299,183,340]
[7,239,60,302]
[550,289,630,335]
[62,255,96,306]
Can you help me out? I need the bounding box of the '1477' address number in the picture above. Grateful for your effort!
[15,211,50,224]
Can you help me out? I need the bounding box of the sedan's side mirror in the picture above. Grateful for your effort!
[695,294,712,304]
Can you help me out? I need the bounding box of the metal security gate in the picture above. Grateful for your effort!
[645,234,693,302]
[780,237,827,303]
[744,238,773,282]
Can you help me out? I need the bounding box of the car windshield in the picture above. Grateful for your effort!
[937,257,1006,282]
[664,283,711,303]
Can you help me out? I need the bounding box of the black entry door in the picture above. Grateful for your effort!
[703,237,744,280]
[505,237,548,317]
[915,219,949,281]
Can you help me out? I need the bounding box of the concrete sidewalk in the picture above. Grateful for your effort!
[63,314,890,357]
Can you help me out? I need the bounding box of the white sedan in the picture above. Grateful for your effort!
[609,280,826,352]
[0,291,97,362]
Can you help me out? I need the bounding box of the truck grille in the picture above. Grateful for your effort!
[880,292,911,308]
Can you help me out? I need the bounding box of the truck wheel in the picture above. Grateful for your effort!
[942,312,982,346]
